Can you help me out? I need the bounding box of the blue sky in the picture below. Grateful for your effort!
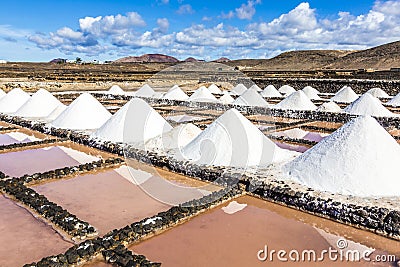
[0,0,399,61]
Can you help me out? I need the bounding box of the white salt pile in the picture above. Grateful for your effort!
[182,108,283,167]
[249,84,262,92]
[261,85,282,98]
[166,114,202,123]
[44,104,67,122]
[135,84,155,97]
[274,91,317,111]
[273,128,308,139]
[92,98,172,143]
[278,85,296,96]
[13,89,64,118]
[162,85,189,101]
[219,92,235,104]
[0,89,5,99]
[233,88,269,107]
[301,86,321,100]
[386,92,400,107]
[143,123,202,152]
[0,88,30,114]
[51,93,111,130]
[344,93,394,117]
[230,83,247,95]
[188,86,218,102]
[284,116,400,197]
[317,101,342,112]
[366,87,389,98]
[108,85,125,95]
[331,86,359,103]
[208,84,222,94]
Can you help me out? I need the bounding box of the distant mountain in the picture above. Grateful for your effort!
[214,57,231,63]
[49,58,67,64]
[184,57,198,62]
[114,54,179,63]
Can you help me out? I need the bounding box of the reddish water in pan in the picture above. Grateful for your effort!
[0,194,71,267]
[130,196,399,267]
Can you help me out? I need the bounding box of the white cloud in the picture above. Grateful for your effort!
[176,4,194,15]
[236,0,259,20]
[157,18,169,33]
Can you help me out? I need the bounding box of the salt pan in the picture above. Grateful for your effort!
[0,88,30,114]
[51,93,111,130]
[284,116,400,197]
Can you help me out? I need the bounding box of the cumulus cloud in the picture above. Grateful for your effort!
[176,4,194,15]
[26,1,400,59]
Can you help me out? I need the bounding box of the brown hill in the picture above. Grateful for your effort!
[184,57,198,62]
[114,54,179,63]
[324,41,400,70]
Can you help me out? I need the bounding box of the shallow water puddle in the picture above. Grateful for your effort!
[0,131,41,146]
[130,195,399,267]
[33,164,218,235]
[0,194,71,267]
[0,143,101,177]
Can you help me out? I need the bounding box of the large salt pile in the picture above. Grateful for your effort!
[249,84,262,92]
[331,86,359,103]
[0,88,30,114]
[233,88,269,107]
[135,84,155,97]
[44,104,67,122]
[182,108,282,167]
[13,89,64,118]
[343,93,393,117]
[219,92,235,104]
[366,87,389,98]
[208,84,222,94]
[386,92,400,107]
[144,123,202,152]
[284,116,400,197]
[188,86,218,102]
[261,85,282,98]
[108,85,125,95]
[230,83,247,95]
[317,101,342,112]
[278,85,296,96]
[274,91,317,110]
[51,93,111,130]
[0,89,5,99]
[92,98,172,143]
[162,85,189,101]
[301,86,321,100]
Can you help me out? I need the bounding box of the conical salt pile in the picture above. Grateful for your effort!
[284,116,400,197]
[261,85,281,98]
[51,93,111,130]
[219,92,235,104]
[0,88,30,114]
[274,91,317,110]
[144,123,202,152]
[188,86,218,102]
[249,84,262,92]
[208,84,222,94]
[302,86,321,100]
[108,85,125,95]
[44,104,67,122]
[317,101,342,112]
[135,84,155,97]
[331,86,359,103]
[233,88,269,107]
[14,89,64,118]
[366,87,389,98]
[0,89,5,99]
[92,98,172,143]
[386,92,400,107]
[163,85,189,101]
[344,93,393,117]
[278,85,296,96]
[230,83,247,95]
[182,108,279,167]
